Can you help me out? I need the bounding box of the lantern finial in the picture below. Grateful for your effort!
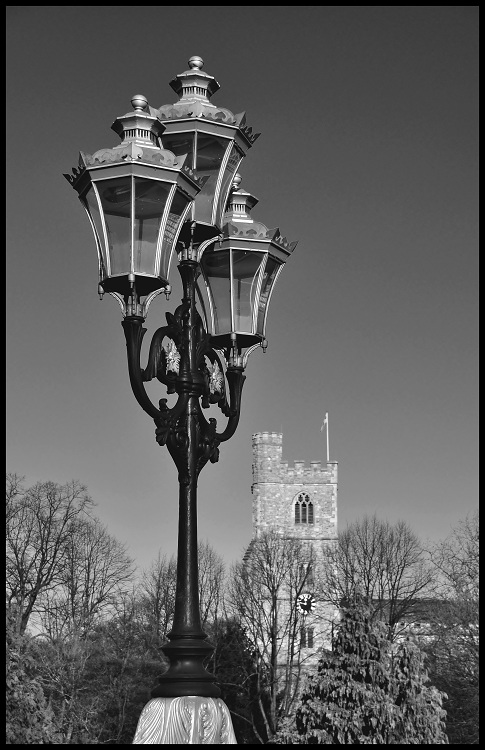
[131,94,148,112]
[188,56,204,70]
[232,173,242,191]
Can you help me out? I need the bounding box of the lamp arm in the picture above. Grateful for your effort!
[122,316,162,420]
[206,365,246,444]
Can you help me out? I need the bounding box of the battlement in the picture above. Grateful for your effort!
[252,432,337,484]
[252,432,283,446]
[280,460,338,484]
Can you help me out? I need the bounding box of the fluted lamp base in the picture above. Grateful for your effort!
[132,697,237,744]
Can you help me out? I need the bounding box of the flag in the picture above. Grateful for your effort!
[321,413,328,432]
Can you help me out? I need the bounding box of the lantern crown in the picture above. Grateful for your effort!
[155,57,260,145]
[222,175,298,257]
[64,96,204,188]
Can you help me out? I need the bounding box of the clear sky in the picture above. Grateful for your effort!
[6,6,478,576]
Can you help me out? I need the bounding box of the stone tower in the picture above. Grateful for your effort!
[251,431,338,544]
[250,431,339,659]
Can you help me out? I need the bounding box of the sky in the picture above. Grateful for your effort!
[6,6,478,577]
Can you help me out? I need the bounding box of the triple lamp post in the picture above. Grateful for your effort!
[65,56,297,744]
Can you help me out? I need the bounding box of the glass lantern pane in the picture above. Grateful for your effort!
[98,177,132,276]
[195,134,230,224]
[134,177,171,276]
[162,133,195,166]
[231,250,265,334]
[160,188,190,278]
[216,145,243,228]
[82,186,108,278]
[256,256,280,336]
[200,251,231,335]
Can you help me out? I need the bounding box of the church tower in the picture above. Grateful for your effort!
[250,431,339,658]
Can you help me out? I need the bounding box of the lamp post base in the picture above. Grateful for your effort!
[132,696,237,744]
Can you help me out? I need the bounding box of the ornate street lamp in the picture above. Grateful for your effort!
[65,58,296,745]
[155,55,260,246]
[197,174,297,367]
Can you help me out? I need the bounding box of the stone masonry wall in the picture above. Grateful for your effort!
[251,431,338,544]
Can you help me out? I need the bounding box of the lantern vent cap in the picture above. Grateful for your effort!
[110,94,165,147]
[223,173,259,223]
[169,56,220,103]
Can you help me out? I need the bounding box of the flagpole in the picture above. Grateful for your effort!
[321,412,329,463]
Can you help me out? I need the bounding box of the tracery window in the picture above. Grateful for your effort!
[294,493,314,524]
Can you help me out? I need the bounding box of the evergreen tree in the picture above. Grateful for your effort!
[389,638,448,744]
[275,604,448,744]
[6,609,62,744]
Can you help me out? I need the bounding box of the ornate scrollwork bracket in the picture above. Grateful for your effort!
[121,260,246,478]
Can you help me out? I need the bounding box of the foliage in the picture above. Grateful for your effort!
[427,511,479,744]
[210,618,263,744]
[31,601,163,744]
[390,638,448,744]
[6,609,62,744]
[7,475,467,745]
[275,604,448,744]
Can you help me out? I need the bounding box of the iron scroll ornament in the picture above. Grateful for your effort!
[121,259,246,482]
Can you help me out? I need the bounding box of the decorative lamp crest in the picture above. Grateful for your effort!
[64,95,204,317]
[153,57,261,246]
[197,175,297,366]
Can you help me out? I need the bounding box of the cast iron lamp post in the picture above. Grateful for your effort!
[65,57,297,744]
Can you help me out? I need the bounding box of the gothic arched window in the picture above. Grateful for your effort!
[294,494,314,525]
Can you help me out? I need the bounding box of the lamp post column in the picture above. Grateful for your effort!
[151,259,220,699]
[131,257,237,743]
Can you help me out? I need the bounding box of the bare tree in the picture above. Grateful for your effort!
[227,530,318,743]
[321,515,436,639]
[198,540,225,629]
[139,541,226,641]
[139,551,177,642]
[6,475,94,634]
[39,516,135,639]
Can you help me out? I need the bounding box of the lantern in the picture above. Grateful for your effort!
[154,56,260,245]
[198,175,297,362]
[64,94,204,315]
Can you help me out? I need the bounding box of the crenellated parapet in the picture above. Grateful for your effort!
[252,432,337,485]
